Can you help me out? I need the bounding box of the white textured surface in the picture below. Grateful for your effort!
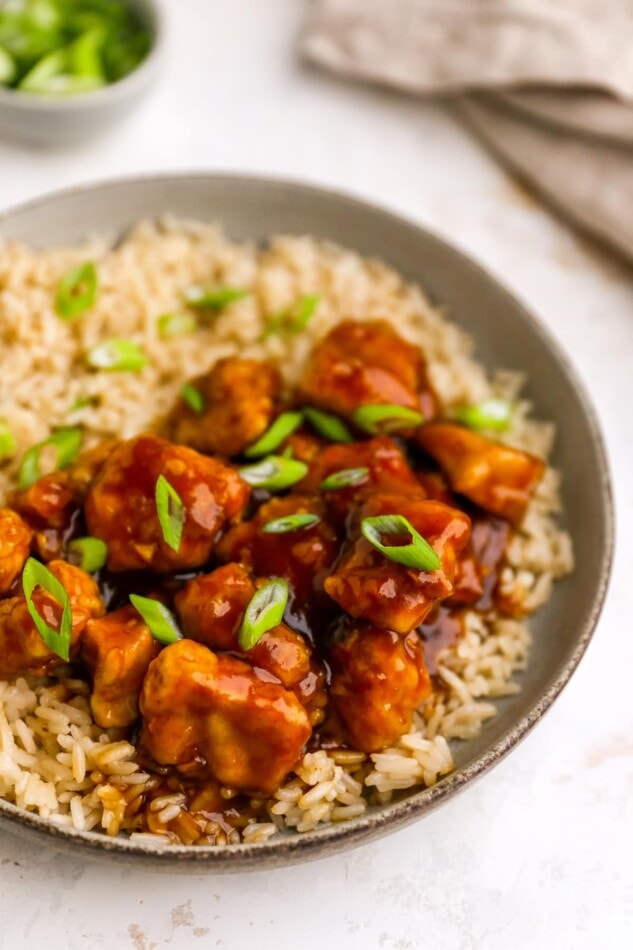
[0,2,632,948]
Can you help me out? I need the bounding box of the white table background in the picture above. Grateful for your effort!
[0,2,632,947]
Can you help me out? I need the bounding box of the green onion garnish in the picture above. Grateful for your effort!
[238,578,289,651]
[54,261,98,320]
[452,398,514,433]
[183,285,248,310]
[304,407,352,443]
[244,412,303,459]
[18,427,82,490]
[361,514,441,571]
[129,594,182,646]
[262,294,321,339]
[67,27,106,84]
[19,47,69,93]
[0,46,17,85]
[86,339,147,372]
[180,382,205,414]
[68,395,97,412]
[157,312,197,339]
[0,0,151,94]
[0,420,17,459]
[22,558,72,661]
[67,537,107,573]
[155,475,184,553]
[262,513,321,534]
[320,467,369,491]
[239,456,308,491]
[352,404,424,434]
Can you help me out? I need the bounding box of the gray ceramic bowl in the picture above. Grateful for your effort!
[0,0,162,147]
[0,174,614,871]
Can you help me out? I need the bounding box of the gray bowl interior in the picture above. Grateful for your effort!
[0,175,613,870]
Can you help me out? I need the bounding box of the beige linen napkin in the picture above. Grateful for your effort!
[303,0,633,263]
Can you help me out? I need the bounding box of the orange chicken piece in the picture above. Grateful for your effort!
[174,562,254,651]
[84,434,249,572]
[0,560,104,677]
[170,357,283,457]
[82,605,160,728]
[216,496,339,606]
[8,442,115,561]
[417,423,545,524]
[140,639,311,794]
[324,495,471,633]
[296,436,424,526]
[296,320,436,421]
[175,563,326,721]
[10,472,75,531]
[0,509,32,595]
[330,627,431,752]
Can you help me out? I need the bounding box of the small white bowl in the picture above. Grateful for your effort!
[0,0,163,147]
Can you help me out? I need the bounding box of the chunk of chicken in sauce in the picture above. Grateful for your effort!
[324,495,471,634]
[417,423,545,524]
[297,319,436,421]
[0,560,104,677]
[82,606,160,729]
[175,563,327,722]
[84,434,249,572]
[8,441,115,561]
[9,473,74,531]
[140,639,311,795]
[216,496,339,607]
[448,517,511,609]
[296,435,424,526]
[170,357,283,457]
[330,627,431,752]
[0,509,32,595]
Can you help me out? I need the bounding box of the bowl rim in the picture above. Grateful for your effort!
[0,0,163,111]
[0,171,615,868]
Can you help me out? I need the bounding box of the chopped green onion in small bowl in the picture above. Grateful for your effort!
[0,0,162,146]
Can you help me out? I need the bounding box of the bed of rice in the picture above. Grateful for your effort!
[0,219,573,845]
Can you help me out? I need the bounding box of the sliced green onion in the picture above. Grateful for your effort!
[0,0,151,94]
[67,537,107,573]
[353,404,424,434]
[86,339,147,372]
[262,294,321,339]
[452,398,514,433]
[18,46,67,93]
[262,513,321,534]
[0,420,17,459]
[183,285,248,310]
[239,455,308,491]
[0,45,17,85]
[67,27,106,82]
[155,475,184,553]
[129,594,182,646]
[28,0,62,31]
[157,312,197,339]
[54,261,98,319]
[361,514,441,571]
[18,427,82,490]
[320,467,369,492]
[238,578,289,651]
[68,395,97,412]
[244,412,303,459]
[181,382,205,414]
[304,407,352,443]
[22,558,72,661]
